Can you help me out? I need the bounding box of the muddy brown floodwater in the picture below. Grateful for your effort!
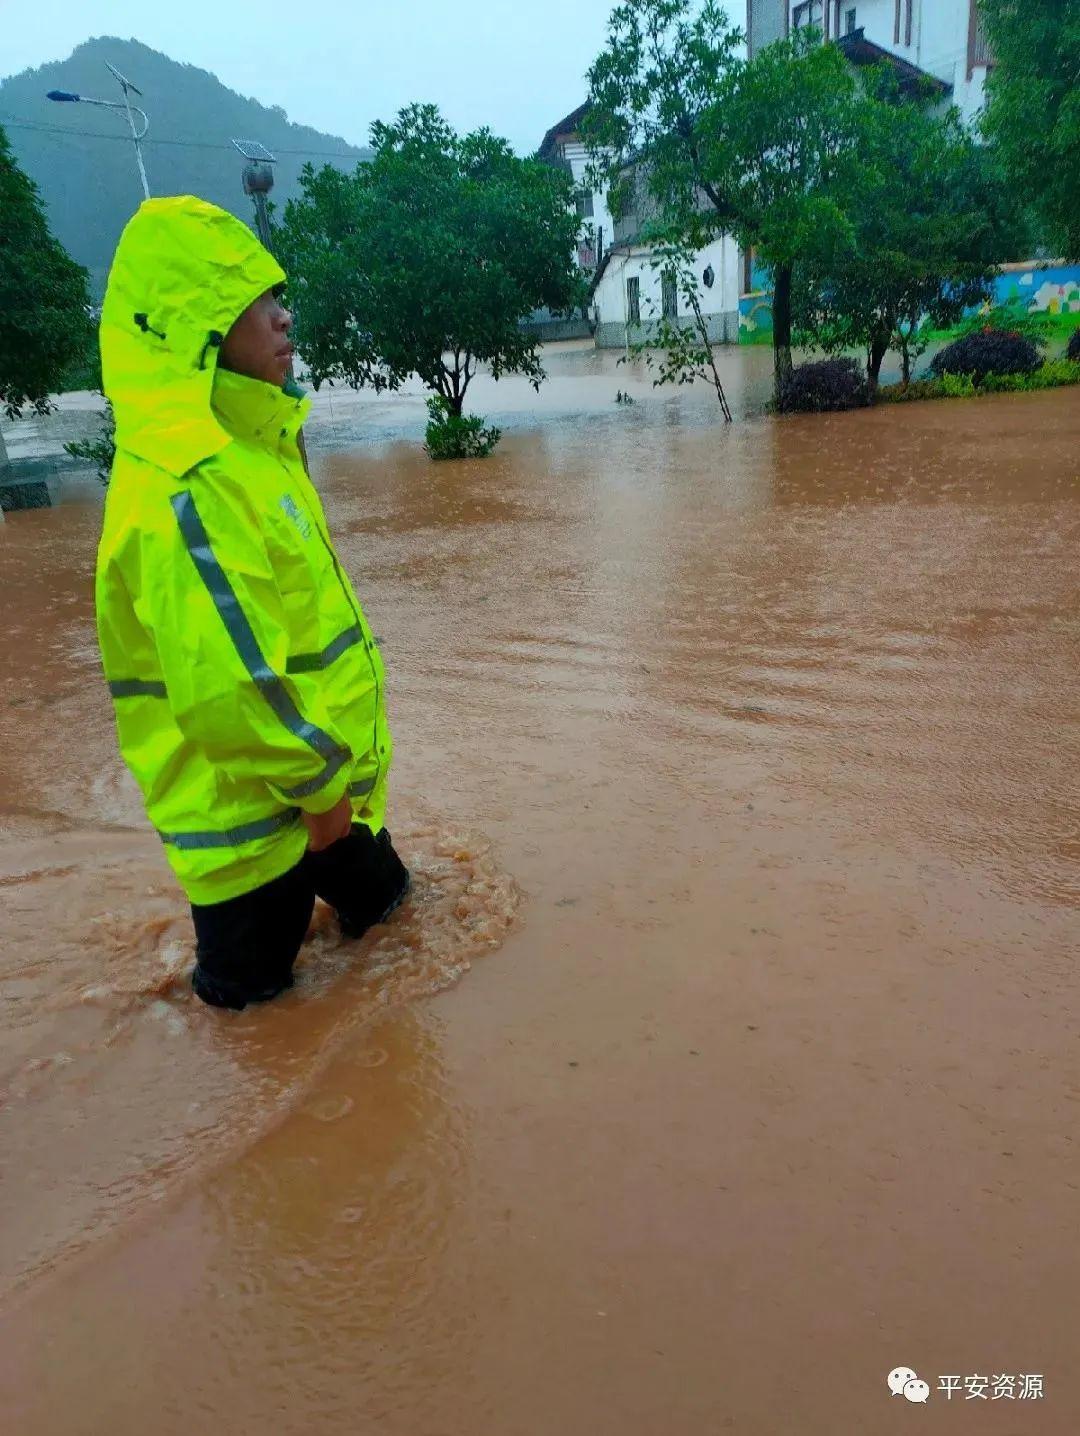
[0,345,1078,1434]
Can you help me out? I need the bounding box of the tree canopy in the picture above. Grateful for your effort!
[277,105,584,420]
[585,2,862,394]
[793,78,1018,390]
[979,0,1080,260]
[0,123,93,424]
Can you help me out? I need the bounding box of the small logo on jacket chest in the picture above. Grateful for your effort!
[279,493,312,541]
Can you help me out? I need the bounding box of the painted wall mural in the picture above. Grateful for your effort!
[738,262,1080,344]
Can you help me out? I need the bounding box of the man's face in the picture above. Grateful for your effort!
[219,287,294,387]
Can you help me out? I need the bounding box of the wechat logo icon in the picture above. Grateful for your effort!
[888,1367,930,1403]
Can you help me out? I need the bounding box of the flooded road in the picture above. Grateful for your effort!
[1,346,1078,1433]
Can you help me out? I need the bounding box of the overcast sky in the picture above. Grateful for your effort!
[0,0,631,154]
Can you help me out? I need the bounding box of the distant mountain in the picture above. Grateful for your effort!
[0,37,372,295]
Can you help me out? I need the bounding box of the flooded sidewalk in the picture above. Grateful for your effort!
[0,347,1078,1434]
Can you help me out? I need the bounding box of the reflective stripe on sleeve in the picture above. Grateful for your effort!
[157,807,301,850]
[109,678,168,698]
[285,624,364,674]
[278,747,352,801]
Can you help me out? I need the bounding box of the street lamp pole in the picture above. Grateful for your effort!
[231,139,310,473]
[232,138,276,249]
[47,59,150,201]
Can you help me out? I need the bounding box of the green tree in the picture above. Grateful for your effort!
[0,124,93,461]
[979,0,1080,259]
[793,83,1017,393]
[277,105,584,444]
[585,2,860,398]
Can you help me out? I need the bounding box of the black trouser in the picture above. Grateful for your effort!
[191,825,410,1010]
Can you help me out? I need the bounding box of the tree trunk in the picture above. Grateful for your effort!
[690,289,732,422]
[900,343,912,388]
[867,334,889,397]
[772,262,794,404]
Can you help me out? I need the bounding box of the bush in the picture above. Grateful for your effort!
[63,393,115,484]
[951,299,1053,348]
[1067,328,1080,363]
[423,395,501,460]
[778,357,868,413]
[930,329,1040,384]
[876,378,944,404]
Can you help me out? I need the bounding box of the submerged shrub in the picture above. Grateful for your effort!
[423,395,501,461]
[930,330,1039,384]
[1066,328,1080,363]
[779,357,868,413]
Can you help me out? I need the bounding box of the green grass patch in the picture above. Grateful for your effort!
[921,309,1080,347]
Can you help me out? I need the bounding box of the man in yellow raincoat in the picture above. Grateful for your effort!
[96,196,408,1009]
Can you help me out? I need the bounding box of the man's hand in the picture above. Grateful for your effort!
[301,794,353,852]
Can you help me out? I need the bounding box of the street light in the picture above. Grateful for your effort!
[230,139,310,472]
[232,138,277,251]
[47,59,150,200]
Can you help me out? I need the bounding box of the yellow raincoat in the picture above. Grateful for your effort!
[96,197,392,905]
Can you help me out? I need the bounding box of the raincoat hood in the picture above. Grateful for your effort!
[100,195,287,477]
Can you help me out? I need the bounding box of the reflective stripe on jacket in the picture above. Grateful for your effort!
[95,196,392,904]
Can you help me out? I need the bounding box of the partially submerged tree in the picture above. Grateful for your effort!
[979,0,1080,260]
[0,124,93,461]
[278,105,584,450]
[793,80,1017,392]
[585,2,861,399]
[621,240,733,419]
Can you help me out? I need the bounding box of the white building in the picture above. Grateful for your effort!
[537,103,617,277]
[538,106,741,349]
[747,1,994,125]
[591,234,741,350]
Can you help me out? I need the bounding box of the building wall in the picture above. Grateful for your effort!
[560,139,617,267]
[915,0,988,126]
[780,0,990,124]
[747,0,787,55]
[592,236,741,349]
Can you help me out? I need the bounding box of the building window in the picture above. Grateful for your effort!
[626,276,640,326]
[893,0,912,45]
[792,1,823,31]
[845,7,856,34]
[575,189,594,219]
[967,0,993,75]
[661,270,678,320]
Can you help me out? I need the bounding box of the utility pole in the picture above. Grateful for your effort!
[232,139,309,472]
